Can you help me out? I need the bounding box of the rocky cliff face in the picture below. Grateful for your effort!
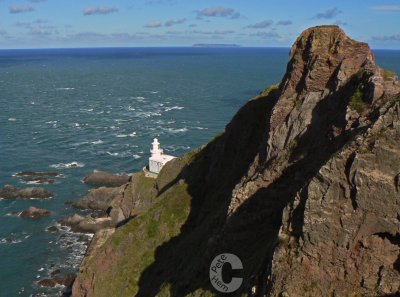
[72,26,400,297]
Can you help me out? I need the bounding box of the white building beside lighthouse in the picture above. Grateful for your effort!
[148,138,175,174]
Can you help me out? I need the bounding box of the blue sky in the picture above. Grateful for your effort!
[0,0,399,48]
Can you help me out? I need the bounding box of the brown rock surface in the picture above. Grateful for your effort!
[71,26,400,297]
[38,273,75,288]
[19,207,51,218]
[83,170,130,187]
[58,214,113,233]
[0,185,53,199]
[73,186,123,211]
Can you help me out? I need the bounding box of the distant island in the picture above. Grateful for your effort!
[192,43,242,48]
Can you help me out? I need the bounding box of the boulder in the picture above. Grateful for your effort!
[58,214,113,233]
[0,185,53,199]
[47,226,59,233]
[15,171,59,177]
[73,186,123,211]
[38,273,75,288]
[20,207,51,219]
[83,170,130,187]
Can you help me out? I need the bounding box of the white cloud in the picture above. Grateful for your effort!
[246,20,273,29]
[196,6,240,19]
[165,18,186,27]
[9,4,34,14]
[372,5,400,11]
[315,8,342,19]
[144,21,163,28]
[277,20,292,26]
[83,6,118,16]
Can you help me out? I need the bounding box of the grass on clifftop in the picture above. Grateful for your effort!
[382,68,397,81]
[85,181,192,297]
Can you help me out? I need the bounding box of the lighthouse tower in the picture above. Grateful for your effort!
[151,138,163,157]
[148,138,175,174]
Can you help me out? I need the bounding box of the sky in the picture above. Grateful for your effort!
[0,0,400,49]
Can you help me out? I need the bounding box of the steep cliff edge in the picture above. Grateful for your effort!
[72,26,400,297]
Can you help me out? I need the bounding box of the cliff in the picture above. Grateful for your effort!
[72,26,400,297]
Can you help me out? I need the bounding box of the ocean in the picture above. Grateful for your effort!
[0,47,399,297]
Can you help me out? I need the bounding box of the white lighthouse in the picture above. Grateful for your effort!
[148,138,175,174]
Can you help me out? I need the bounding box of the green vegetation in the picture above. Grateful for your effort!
[382,68,396,81]
[253,83,279,100]
[85,181,192,297]
[349,83,368,113]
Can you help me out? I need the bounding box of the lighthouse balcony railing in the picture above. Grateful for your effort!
[150,149,163,155]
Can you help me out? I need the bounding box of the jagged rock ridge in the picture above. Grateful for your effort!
[72,26,400,297]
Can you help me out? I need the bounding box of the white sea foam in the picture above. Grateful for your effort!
[165,106,184,112]
[164,127,188,134]
[56,87,75,91]
[80,108,94,112]
[45,121,58,124]
[129,132,137,137]
[135,111,162,118]
[134,96,145,100]
[22,180,48,185]
[107,152,119,157]
[150,91,158,94]
[71,141,89,147]
[116,134,128,138]
[91,140,103,145]
[128,106,136,111]
[5,212,21,217]
[8,118,16,121]
[50,161,85,169]
[132,154,141,159]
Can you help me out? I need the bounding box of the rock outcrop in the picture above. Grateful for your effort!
[83,170,130,187]
[59,214,113,234]
[72,186,124,212]
[0,185,53,199]
[19,207,51,218]
[14,171,59,184]
[72,26,400,297]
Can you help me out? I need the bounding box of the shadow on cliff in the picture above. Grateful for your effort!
[135,72,377,296]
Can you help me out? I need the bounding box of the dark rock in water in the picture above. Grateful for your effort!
[73,186,123,211]
[38,273,76,288]
[20,207,51,219]
[47,226,59,233]
[58,214,113,233]
[77,235,89,244]
[51,269,61,277]
[15,171,59,177]
[0,185,53,199]
[14,172,58,184]
[38,279,57,288]
[83,170,130,187]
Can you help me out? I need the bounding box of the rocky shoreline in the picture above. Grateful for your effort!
[0,169,131,296]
